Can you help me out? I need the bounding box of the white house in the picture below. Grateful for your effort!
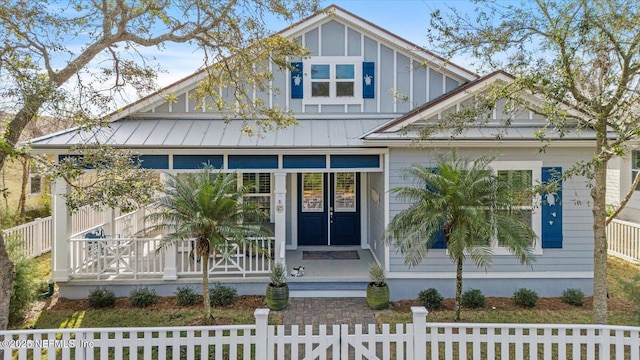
[28,5,595,300]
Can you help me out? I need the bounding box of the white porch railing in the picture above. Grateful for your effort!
[69,236,164,279]
[68,236,274,279]
[71,205,109,236]
[2,217,52,259]
[2,204,109,259]
[2,308,639,360]
[176,237,273,276]
[607,218,640,263]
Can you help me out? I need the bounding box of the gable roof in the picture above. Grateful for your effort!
[365,70,514,135]
[362,70,597,143]
[103,4,477,124]
[279,5,476,80]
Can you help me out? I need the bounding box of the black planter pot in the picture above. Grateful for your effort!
[266,284,289,310]
[366,283,389,310]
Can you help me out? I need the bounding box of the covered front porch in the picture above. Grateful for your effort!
[56,209,374,298]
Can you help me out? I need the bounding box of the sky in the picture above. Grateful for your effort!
[152,0,480,90]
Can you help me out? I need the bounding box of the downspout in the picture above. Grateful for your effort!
[39,282,55,299]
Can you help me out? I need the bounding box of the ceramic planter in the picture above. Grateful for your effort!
[366,283,389,310]
[266,284,289,310]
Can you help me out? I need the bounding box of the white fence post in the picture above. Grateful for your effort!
[254,308,270,360]
[411,306,428,360]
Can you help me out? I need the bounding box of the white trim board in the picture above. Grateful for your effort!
[387,271,593,279]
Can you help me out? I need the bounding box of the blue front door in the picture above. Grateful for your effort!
[298,173,360,246]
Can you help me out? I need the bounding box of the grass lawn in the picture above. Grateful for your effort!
[16,255,640,329]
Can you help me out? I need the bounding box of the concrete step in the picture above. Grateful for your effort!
[288,281,368,298]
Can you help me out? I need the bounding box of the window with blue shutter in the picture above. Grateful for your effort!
[542,167,563,249]
[362,62,375,98]
[431,227,447,249]
[290,62,303,99]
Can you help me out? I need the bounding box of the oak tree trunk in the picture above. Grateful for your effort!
[592,160,608,324]
[0,233,14,329]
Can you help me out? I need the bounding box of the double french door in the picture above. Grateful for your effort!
[297,173,360,246]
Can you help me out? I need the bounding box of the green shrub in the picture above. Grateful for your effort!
[513,288,538,308]
[129,287,158,308]
[368,263,386,286]
[209,283,237,306]
[87,287,116,308]
[269,263,287,287]
[417,288,444,310]
[461,289,486,309]
[561,288,585,307]
[176,286,198,306]
[6,235,38,324]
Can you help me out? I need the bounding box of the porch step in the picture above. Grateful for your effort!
[288,281,368,298]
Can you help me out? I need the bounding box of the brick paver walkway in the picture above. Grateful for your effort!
[280,297,377,329]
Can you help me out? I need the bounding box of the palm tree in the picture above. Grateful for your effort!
[146,168,270,319]
[385,153,536,321]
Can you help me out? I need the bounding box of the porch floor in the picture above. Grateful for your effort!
[285,246,373,282]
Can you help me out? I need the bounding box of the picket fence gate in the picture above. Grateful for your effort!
[2,307,640,360]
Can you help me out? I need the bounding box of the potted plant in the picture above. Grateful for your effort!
[265,262,289,310]
[366,262,389,310]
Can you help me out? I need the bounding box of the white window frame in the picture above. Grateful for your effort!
[240,173,273,222]
[29,167,42,196]
[334,172,357,212]
[301,173,324,213]
[303,56,363,105]
[488,161,543,255]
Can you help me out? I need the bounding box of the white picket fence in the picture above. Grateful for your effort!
[607,218,640,263]
[1,307,639,360]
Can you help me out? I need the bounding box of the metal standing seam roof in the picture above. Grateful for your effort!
[27,118,393,149]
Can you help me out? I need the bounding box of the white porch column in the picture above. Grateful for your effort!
[274,172,287,266]
[52,178,71,282]
[163,244,178,280]
[158,172,178,280]
[104,207,116,237]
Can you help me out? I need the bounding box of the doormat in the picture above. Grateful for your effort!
[302,250,360,260]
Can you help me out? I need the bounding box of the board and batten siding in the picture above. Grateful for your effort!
[367,171,386,264]
[386,147,594,275]
[607,156,622,207]
[143,19,465,116]
[613,151,640,221]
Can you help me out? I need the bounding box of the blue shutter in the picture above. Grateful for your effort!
[426,167,446,249]
[542,167,563,249]
[432,227,447,249]
[290,62,303,99]
[362,62,375,98]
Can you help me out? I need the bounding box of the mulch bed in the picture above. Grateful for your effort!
[390,296,635,313]
[49,294,267,312]
[48,294,635,313]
